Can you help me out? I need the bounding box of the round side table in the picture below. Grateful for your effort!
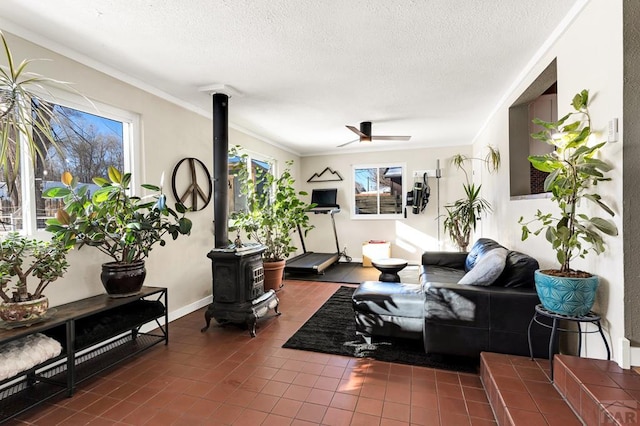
[527,304,610,381]
[371,258,408,282]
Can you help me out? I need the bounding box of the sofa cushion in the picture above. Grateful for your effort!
[458,247,508,286]
[464,238,505,272]
[497,250,539,288]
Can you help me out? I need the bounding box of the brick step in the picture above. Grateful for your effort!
[480,352,582,425]
[554,354,640,425]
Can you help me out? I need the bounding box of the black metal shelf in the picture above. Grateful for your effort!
[0,287,167,424]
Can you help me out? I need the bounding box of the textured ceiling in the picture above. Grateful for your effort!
[0,0,582,156]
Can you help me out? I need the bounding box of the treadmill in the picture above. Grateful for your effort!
[285,188,342,274]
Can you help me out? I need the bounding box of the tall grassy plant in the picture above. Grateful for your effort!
[443,146,500,251]
[519,90,618,275]
[0,31,67,188]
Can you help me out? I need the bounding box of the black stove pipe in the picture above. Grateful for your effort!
[212,93,229,248]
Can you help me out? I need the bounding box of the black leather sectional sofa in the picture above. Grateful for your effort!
[352,238,553,359]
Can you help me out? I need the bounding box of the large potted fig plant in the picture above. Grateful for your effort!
[519,89,618,316]
[229,151,314,291]
[43,167,192,297]
[0,233,70,323]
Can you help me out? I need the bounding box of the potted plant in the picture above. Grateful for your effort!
[519,89,618,316]
[229,151,314,291]
[43,167,193,297]
[0,232,70,322]
[442,146,500,252]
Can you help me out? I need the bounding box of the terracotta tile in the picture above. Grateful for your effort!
[360,383,386,400]
[292,373,319,387]
[533,396,575,416]
[437,382,463,399]
[350,411,382,426]
[469,418,498,426]
[382,400,411,422]
[459,374,483,389]
[295,401,327,422]
[380,419,410,426]
[211,403,244,424]
[282,384,312,401]
[305,388,334,405]
[466,400,494,421]
[99,399,138,421]
[262,413,294,425]
[356,396,384,416]
[251,393,280,413]
[146,407,183,425]
[506,408,546,426]
[322,407,354,426]
[262,380,291,397]
[543,412,583,426]
[525,380,563,399]
[501,391,537,411]
[241,376,269,392]
[584,382,634,402]
[321,365,346,379]
[572,367,620,387]
[609,372,640,390]
[121,405,160,424]
[463,386,490,404]
[439,411,471,425]
[82,396,121,416]
[579,389,601,426]
[491,376,528,393]
[438,396,467,414]
[272,368,299,383]
[272,398,303,417]
[410,391,438,410]
[233,407,268,425]
[315,376,340,391]
[187,398,220,418]
[410,406,440,425]
[329,392,358,411]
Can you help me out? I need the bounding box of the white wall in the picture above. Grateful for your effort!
[473,0,625,362]
[1,31,299,316]
[300,146,472,264]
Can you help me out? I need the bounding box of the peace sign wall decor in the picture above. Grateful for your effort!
[171,157,213,211]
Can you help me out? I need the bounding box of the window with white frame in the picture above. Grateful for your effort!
[352,164,405,218]
[228,151,274,215]
[0,94,135,234]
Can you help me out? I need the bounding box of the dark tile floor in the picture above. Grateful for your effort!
[13,280,496,425]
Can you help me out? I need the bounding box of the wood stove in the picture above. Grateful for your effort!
[200,91,280,337]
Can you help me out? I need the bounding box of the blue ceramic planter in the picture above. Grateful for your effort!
[534,269,599,317]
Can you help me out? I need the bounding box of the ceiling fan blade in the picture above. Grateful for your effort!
[371,135,412,141]
[337,138,359,148]
[346,125,367,138]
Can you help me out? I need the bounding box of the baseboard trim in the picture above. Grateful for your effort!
[139,294,212,333]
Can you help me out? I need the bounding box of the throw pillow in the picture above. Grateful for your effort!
[458,247,508,286]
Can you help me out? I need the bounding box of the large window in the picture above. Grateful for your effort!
[0,94,135,234]
[352,164,405,218]
[228,152,274,214]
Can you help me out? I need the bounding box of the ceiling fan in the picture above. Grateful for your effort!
[338,121,411,147]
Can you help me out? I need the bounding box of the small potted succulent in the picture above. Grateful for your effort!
[43,167,192,297]
[0,233,70,322]
[519,89,618,316]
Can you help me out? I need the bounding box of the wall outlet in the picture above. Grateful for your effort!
[608,118,619,143]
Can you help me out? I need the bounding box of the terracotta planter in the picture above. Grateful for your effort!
[101,261,146,298]
[263,260,286,292]
[0,296,49,322]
